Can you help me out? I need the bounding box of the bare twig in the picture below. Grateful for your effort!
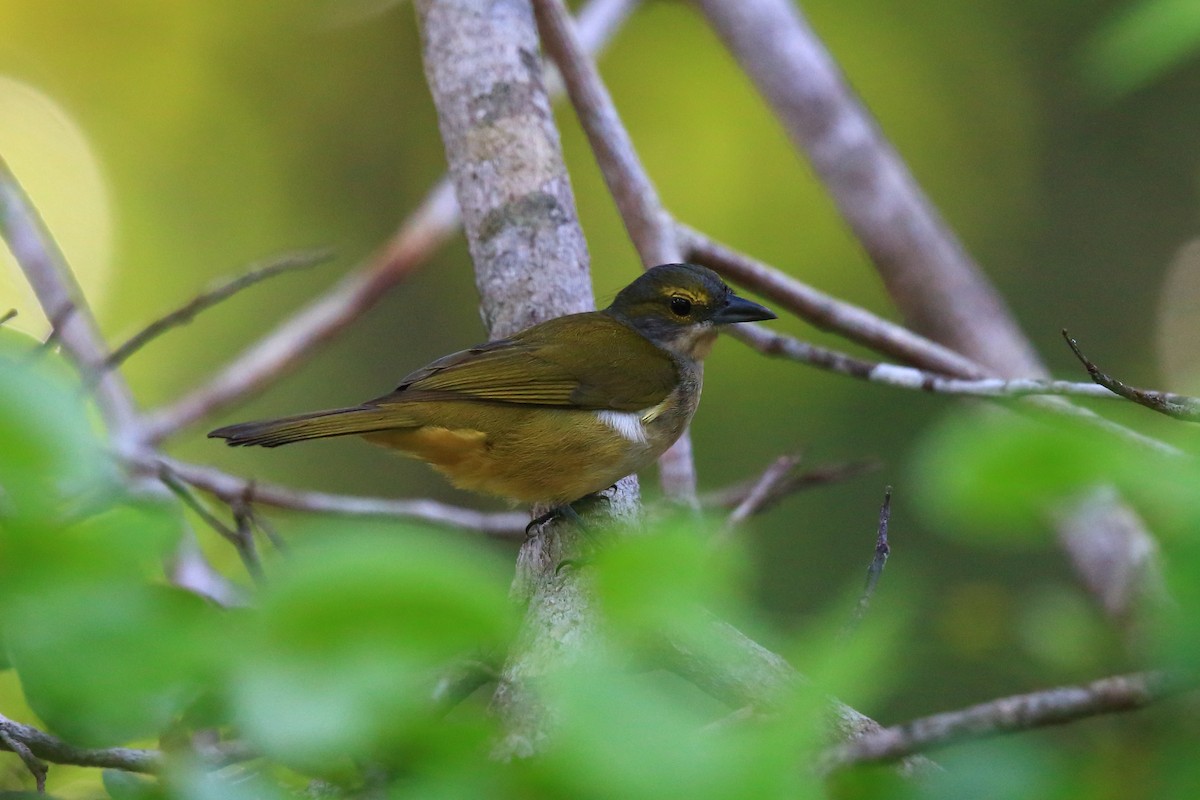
[721,453,803,535]
[0,723,48,792]
[729,323,1113,398]
[142,185,458,444]
[0,712,162,774]
[532,0,678,266]
[1053,486,1166,623]
[0,308,16,326]
[678,226,986,379]
[822,671,1177,770]
[139,457,528,539]
[104,248,334,373]
[733,323,1184,458]
[1063,330,1200,421]
[0,156,139,446]
[158,467,265,584]
[702,458,881,513]
[847,487,891,631]
[142,0,640,445]
[168,530,246,608]
[532,0,698,504]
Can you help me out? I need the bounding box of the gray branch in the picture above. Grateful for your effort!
[0,713,162,775]
[0,712,254,776]
[822,671,1175,770]
[0,156,140,451]
[415,0,625,758]
[150,456,527,538]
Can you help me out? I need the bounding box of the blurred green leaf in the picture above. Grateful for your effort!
[1016,585,1111,672]
[534,651,817,800]
[229,525,514,767]
[910,739,1071,800]
[165,762,289,800]
[1079,0,1200,100]
[0,337,112,523]
[5,582,218,746]
[103,770,166,800]
[913,409,1138,543]
[0,499,184,597]
[593,519,748,650]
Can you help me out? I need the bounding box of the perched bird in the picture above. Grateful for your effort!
[210,263,774,508]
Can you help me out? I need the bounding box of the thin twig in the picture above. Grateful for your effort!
[158,467,266,584]
[532,0,678,266]
[702,458,881,513]
[732,323,1115,400]
[104,248,334,372]
[142,0,641,444]
[822,671,1178,771]
[0,724,48,792]
[678,225,986,379]
[239,490,288,553]
[231,497,268,586]
[720,453,803,536]
[0,308,16,326]
[847,487,891,632]
[0,712,162,774]
[1063,330,1200,421]
[142,457,528,539]
[733,323,1184,458]
[0,156,139,445]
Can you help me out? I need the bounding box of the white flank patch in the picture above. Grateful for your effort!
[596,410,649,444]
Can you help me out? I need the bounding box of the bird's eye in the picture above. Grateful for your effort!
[669,296,693,317]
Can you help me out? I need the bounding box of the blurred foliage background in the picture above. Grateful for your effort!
[4,0,1200,795]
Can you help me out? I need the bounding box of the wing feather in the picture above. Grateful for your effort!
[374,312,677,411]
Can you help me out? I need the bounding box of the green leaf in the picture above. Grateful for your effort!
[164,763,289,800]
[229,525,514,766]
[1078,0,1200,101]
[103,770,166,800]
[0,339,112,524]
[0,498,185,599]
[912,409,1132,544]
[4,583,218,746]
[533,651,819,800]
[593,519,748,651]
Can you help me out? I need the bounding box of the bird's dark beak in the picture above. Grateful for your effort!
[713,294,776,324]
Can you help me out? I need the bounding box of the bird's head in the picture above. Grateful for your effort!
[605,263,776,360]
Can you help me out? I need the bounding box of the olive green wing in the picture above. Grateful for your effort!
[377,312,677,412]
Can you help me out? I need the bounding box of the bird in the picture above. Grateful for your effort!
[209,263,775,510]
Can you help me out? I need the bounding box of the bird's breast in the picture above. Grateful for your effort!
[594,363,703,457]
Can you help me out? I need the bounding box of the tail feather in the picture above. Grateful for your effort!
[208,405,414,448]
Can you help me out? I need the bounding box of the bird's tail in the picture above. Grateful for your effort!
[209,405,413,448]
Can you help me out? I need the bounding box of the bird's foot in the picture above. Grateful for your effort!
[523,495,613,572]
[525,503,585,538]
[525,494,611,538]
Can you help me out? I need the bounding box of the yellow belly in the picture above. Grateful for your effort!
[362,401,684,505]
